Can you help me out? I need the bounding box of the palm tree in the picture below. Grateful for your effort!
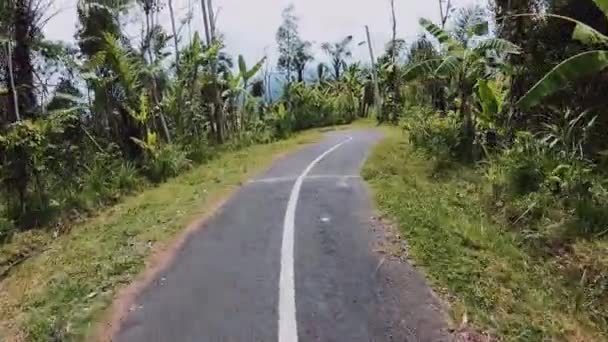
[322,35,354,80]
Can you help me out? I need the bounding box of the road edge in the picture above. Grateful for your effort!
[94,142,320,342]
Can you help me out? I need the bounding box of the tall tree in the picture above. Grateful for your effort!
[7,0,40,119]
[276,5,312,83]
[322,35,353,80]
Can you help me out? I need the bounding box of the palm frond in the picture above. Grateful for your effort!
[402,58,444,81]
[419,18,453,45]
[518,50,608,108]
[434,56,461,77]
[510,13,608,45]
[238,55,247,76]
[245,57,266,81]
[474,38,521,55]
[591,0,608,18]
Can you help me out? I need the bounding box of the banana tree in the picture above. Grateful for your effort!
[338,63,365,120]
[404,17,520,159]
[517,0,608,108]
[222,55,265,130]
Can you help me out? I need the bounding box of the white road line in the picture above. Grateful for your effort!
[249,175,360,184]
[278,137,353,342]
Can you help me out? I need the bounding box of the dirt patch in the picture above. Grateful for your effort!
[368,215,454,341]
[369,215,495,342]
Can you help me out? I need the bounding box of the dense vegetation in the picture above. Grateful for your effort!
[365,0,608,339]
[0,1,373,339]
[0,1,370,240]
[2,0,608,339]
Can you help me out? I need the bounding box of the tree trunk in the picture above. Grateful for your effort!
[207,0,224,143]
[12,0,36,119]
[389,0,401,121]
[168,0,180,75]
[200,0,211,45]
[460,88,475,162]
[207,0,216,40]
[390,0,397,65]
[365,26,382,121]
[333,60,340,80]
[5,40,20,122]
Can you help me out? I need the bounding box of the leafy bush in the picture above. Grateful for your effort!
[183,138,214,165]
[401,107,460,159]
[143,144,192,183]
[485,132,549,197]
[0,112,85,227]
[267,103,295,139]
[0,216,15,243]
[114,162,143,193]
[483,130,608,236]
[286,82,355,130]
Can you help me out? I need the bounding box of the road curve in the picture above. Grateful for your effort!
[115,129,451,342]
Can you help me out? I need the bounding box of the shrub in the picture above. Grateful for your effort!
[184,138,214,164]
[401,107,460,159]
[143,144,192,183]
[0,216,15,243]
[267,103,295,140]
[114,162,143,193]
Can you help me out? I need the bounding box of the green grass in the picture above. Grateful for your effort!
[0,129,324,341]
[362,126,606,341]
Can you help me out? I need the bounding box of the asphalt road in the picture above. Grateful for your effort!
[116,129,451,342]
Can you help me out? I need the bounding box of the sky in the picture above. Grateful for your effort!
[44,0,481,69]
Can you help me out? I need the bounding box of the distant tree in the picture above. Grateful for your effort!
[46,78,82,112]
[316,63,328,83]
[321,35,353,80]
[276,5,313,83]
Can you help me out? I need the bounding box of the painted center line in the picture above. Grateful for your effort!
[278,137,353,342]
[249,175,360,184]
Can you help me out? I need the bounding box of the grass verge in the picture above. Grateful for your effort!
[362,126,606,341]
[0,128,324,341]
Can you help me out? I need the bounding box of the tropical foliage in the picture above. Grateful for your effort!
[0,1,366,240]
[379,0,608,338]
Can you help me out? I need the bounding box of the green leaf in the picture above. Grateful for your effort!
[419,18,453,46]
[54,92,86,105]
[474,38,521,55]
[238,54,247,76]
[469,21,489,37]
[434,56,461,77]
[517,50,608,108]
[244,57,266,81]
[476,79,498,117]
[402,58,444,81]
[510,13,608,45]
[572,22,608,45]
[592,0,608,19]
